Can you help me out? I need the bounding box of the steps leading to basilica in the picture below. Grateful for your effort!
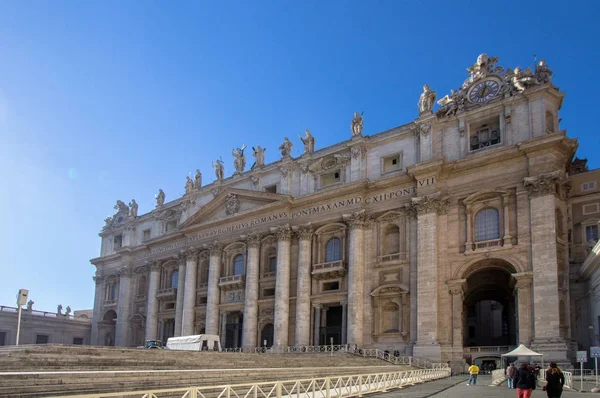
[0,345,407,397]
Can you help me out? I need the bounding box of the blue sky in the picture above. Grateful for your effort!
[1,0,598,312]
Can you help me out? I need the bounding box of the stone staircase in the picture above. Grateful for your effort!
[0,345,408,397]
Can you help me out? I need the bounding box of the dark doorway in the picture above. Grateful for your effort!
[225,312,243,348]
[320,305,342,345]
[162,319,175,343]
[261,323,274,347]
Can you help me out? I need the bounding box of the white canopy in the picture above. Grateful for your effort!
[501,344,543,357]
[166,334,221,351]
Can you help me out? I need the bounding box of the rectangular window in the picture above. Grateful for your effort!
[166,221,177,232]
[586,225,599,242]
[36,334,49,344]
[0,331,5,346]
[263,288,275,298]
[113,234,122,249]
[583,181,597,192]
[583,203,600,215]
[265,185,277,194]
[196,296,207,305]
[268,256,277,273]
[382,154,402,174]
[321,170,341,187]
[323,281,340,291]
[165,302,175,310]
[143,229,151,241]
[73,337,84,345]
[470,119,501,151]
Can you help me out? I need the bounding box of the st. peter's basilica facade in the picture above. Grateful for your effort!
[91,53,585,366]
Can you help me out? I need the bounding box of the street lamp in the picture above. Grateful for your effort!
[15,289,28,345]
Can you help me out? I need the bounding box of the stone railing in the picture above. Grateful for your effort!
[134,294,146,301]
[156,288,177,298]
[473,238,502,250]
[219,274,245,290]
[377,253,404,263]
[50,368,451,398]
[103,299,117,306]
[464,345,512,353]
[0,306,91,323]
[311,260,346,279]
[263,271,276,278]
[196,282,208,289]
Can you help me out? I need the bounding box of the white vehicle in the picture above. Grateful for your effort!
[166,334,222,351]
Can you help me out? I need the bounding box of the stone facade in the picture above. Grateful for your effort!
[91,53,588,365]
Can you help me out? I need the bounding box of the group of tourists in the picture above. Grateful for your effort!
[505,362,565,398]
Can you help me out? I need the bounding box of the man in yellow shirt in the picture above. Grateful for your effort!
[467,363,480,385]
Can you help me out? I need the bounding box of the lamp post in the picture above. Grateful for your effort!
[15,289,29,345]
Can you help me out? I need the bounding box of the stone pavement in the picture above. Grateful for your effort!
[372,375,600,398]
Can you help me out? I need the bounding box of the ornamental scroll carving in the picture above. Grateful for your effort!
[295,224,314,241]
[343,209,373,229]
[208,241,224,256]
[245,232,262,248]
[523,171,561,197]
[274,225,292,241]
[410,193,451,215]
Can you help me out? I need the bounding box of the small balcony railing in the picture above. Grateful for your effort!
[312,260,346,280]
[104,299,117,306]
[219,274,245,291]
[156,288,177,299]
[134,294,146,301]
[377,253,404,263]
[262,271,276,279]
[473,238,502,250]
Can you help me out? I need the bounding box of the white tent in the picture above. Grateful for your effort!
[501,344,544,369]
[166,334,222,351]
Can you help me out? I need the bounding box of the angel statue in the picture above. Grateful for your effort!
[155,189,165,207]
[299,129,315,155]
[194,169,202,189]
[512,66,538,92]
[232,145,247,174]
[185,176,194,195]
[128,199,138,217]
[279,137,293,158]
[212,159,225,181]
[252,146,266,169]
[418,84,436,114]
[351,111,364,137]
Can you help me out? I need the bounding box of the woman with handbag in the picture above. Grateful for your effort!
[545,362,565,398]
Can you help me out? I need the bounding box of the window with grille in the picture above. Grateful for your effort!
[470,123,501,151]
[170,271,179,289]
[474,208,500,242]
[325,237,342,262]
[233,254,245,275]
[582,181,597,192]
[586,225,599,242]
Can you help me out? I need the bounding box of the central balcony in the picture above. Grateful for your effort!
[311,260,346,280]
[156,288,177,299]
[219,274,245,291]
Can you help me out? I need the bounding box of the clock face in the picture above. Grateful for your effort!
[468,79,500,104]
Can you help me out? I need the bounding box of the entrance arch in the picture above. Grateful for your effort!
[260,323,274,347]
[100,310,117,346]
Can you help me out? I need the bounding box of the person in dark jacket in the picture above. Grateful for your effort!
[545,362,565,398]
[514,363,537,398]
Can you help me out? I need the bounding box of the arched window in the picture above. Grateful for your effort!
[384,225,400,255]
[233,254,245,275]
[261,323,274,347]
[137,275,147,296]
[109,282,118,301]
[170,270,179,289]
[382,301,400,333]
[199,261,209,284]
[474,208,500,242]
[325,237,342,262]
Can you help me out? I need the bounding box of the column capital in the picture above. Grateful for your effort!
[294,224,315,241]
[523,171,562,197]
[93,275,105,284]
[447,279,467,296]
[410,192,451,216]
[184,247,199,261]
[343,209,372,229]
[513,272,533,289]
[271,224,292,241]
[208,241,223,256]
[117,265,135,278]
[243,232,262,248]
[340,299,348,306]
[149,260,162,272]
[313,303,323,310]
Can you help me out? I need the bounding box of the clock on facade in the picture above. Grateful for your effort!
[467,79,501,104]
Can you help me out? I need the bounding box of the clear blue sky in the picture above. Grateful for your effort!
[1,1,598,313]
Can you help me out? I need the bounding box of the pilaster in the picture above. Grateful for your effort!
[513,272,533,345]
[272,224,292,346]
[181,248,198,336]
[174,254,186,336]
[145,261,162,341]
[242,233,261,347]
[313,303,322,345]
[447,279,466,361]
[294,224,314,347]
[115,264,134,346]
[91,274,105,345]
[206,242,223,335]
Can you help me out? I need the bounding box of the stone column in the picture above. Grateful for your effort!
[181,248,198,336]
[343,210,370,346]
[220,311,229,347]
[313,304,322,346]
[174,255,186,337]
[242,233,261,347]
[513,272,533,345]
[341,300,348,345]
[401,293,409,337]
[447,279,466,360]
[294,225,314,347]
[465,203,473,253]
[524,172,562,341]
[502,193,512,246]
[272,225,292,346]
[115,264,134,346]
[91,274,105,345]
[408,193,449,361]
[205,242,223,335]
[145,261,162,341]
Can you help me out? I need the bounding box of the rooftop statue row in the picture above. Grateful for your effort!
[416,53,554,118]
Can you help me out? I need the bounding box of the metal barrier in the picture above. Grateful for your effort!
[564,371,573,389]
[46,368,451,398]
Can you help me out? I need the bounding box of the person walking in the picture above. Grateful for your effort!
[545,362,565,398]
[467,363,480,385]
[514,362,537,398]
[507,362,516,389]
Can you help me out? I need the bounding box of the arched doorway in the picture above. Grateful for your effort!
[260,323,274,347]
[100,310,117,346]
[463,265,517,349]
[130,314,145,347]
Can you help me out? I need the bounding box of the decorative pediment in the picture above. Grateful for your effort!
[463,189,510,206]
[371,283,409,297]
[179,188,292,229]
